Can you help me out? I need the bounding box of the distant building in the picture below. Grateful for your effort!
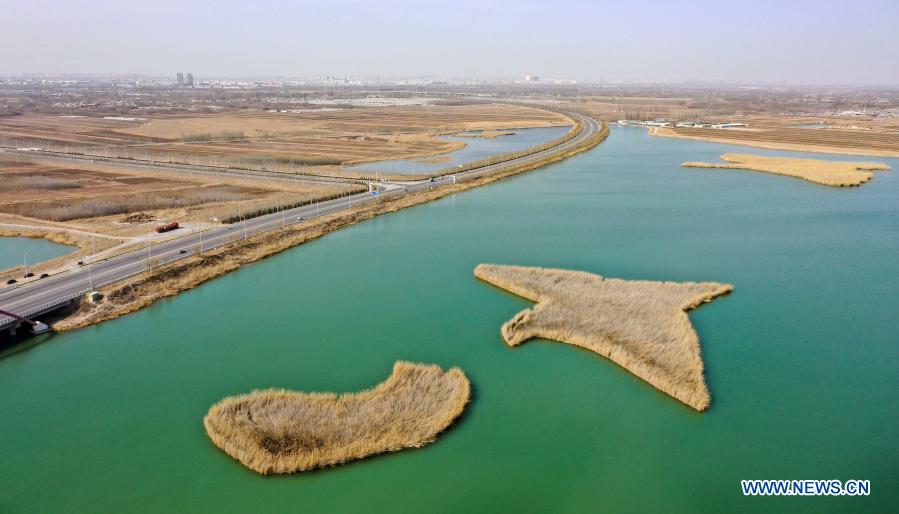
[176,72,184,86]
[525,75,539,82]
[185,73,194,87]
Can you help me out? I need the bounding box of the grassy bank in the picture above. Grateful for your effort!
[682,153,890,187]
[474,264,732,411]
[53,121,609,331]
[203,361,470,474]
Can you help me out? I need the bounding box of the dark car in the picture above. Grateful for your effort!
[179,249,187,254]
[6,279,16,285]
[77,261,84,266]
[40,273,49,279]
[24,272,34,278]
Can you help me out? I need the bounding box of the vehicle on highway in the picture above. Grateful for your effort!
[6,279,16,285]
[40,273,49,279]
[179,250,187,254]
[25,272,34,278]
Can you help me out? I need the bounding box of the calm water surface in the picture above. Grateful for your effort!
[349,126,571,175]
[0,236,75,271]
[1,127,896,513]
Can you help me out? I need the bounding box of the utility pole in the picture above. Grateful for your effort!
[146,222,152,268]
[23,252,28,277]
[239,202,247,240]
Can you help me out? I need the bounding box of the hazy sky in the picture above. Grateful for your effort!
[5,0,898,84]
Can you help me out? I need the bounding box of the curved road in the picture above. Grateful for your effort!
[0,112,601,334]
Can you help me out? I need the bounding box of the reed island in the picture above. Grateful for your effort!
[475,264,732,411]
[203,361,470,474]
[682,153,890,187]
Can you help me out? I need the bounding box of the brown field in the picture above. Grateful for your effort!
[0,105,570,178]
[653,126,899,157]
[475,264,732,411]
[0,157,362,237]
[682,153,890,187]
[203,361,470,475]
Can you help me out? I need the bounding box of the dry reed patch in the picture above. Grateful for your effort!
[204,361,470,475]
[653,126,899,158]
[475,264,732,411]
[453,131,515,139]
[682,153,889,187]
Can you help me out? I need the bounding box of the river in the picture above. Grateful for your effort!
[1,126,896,512]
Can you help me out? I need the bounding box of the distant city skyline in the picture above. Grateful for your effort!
[5,0,899,85]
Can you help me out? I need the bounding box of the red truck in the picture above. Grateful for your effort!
[155,221,179,233]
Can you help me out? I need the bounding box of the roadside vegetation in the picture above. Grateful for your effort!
[203,361,470,474]
[2,186,256,221]
[474,264,732,411]
[682,153,890,187]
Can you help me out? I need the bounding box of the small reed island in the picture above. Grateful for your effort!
[454,130,516,138]
[204,361,470,474]
[475,264,732,411]
[682,153,890,187]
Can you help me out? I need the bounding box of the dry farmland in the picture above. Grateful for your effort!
[0,157,363,240]
[0,104,570,178]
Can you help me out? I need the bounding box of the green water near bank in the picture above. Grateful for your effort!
[1,127,896,513]
[0,236,75,272]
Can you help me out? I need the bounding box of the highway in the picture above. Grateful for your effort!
[0,112,601,334]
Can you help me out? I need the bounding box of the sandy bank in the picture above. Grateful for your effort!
[475,264,732,411]
[204,361,470,474]
[682,153,889,187]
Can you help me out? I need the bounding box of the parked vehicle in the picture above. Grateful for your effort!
[155,221,179,233]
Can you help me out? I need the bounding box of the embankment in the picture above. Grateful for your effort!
[54,121,610,331]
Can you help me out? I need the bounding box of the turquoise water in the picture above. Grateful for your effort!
[1,127,896,512]
[349,126,571,175]
[0,236,75,272]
